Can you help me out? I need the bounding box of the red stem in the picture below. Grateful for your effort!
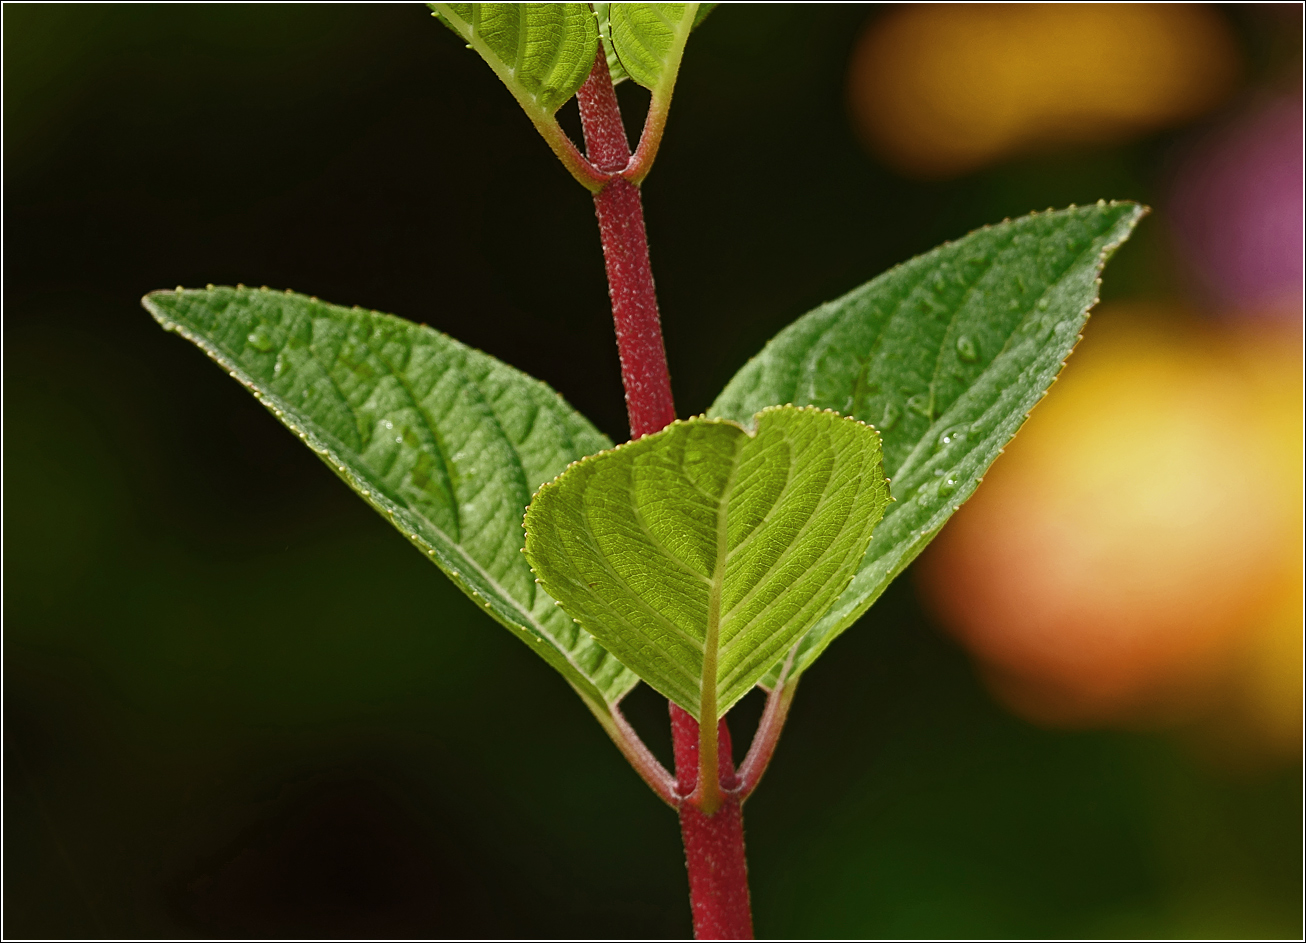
[576,49,676,441]
[576,48,755,940]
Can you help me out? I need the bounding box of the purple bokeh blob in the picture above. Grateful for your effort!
[1168,94,1304,317]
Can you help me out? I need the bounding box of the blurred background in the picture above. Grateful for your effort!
[4,3,1301,938]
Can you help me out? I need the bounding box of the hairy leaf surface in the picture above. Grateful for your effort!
[524,406,889,720]
[431,3,598,115]
[596,2,716,87]
[711,202,1145,685]
[144,286,636,715]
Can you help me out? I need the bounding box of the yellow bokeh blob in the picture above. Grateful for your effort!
[849,3,1241,178]
[917,306,1302,755]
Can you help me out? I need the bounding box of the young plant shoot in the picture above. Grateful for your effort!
[144,5,1143,938]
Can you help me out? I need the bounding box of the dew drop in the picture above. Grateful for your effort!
[1036,298,1050,311]
[938,425,966,448]
[246,327,274,352]
[938,478,957,497]
[955,335,979,363]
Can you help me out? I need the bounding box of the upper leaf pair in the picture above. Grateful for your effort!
[430,3,714,187]
[144,202,1144,730]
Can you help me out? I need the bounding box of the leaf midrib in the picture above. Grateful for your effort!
[922,235,1012,423]
[371,336,465,544]
[891,222,1107,484]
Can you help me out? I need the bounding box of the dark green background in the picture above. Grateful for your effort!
[4,4,1300,938]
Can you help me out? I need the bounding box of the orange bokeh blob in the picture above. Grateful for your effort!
[849,4,1241,178]
[917,306,1302,745]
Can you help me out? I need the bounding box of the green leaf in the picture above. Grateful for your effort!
[710,202,1146,686]
[431,3,598,115]
[524,406,890,721]
[143,286,637,718]
[693,3,719,29]
[596,2,712,88]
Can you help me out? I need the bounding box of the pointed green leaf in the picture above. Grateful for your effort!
[431,3,598,116]
[692,3,719,29]
[143,286,636,717]
[710,202,1146,685]
[595,2,713,89]
[524,406,890,721]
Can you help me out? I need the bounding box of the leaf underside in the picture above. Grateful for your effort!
[432,3,598,115]
[524,406,890,720]
[596,2,716,88]
[143,287,636,717]
[711,202,1146,687]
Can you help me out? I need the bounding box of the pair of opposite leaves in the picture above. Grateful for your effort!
[144,203,1143,729]
[431,3,718,116]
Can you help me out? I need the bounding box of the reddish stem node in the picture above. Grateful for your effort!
[671,705,754,940]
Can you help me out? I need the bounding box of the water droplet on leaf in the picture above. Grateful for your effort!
[956,335,979,362]
[246,327,273,352]
[937,425,967,448]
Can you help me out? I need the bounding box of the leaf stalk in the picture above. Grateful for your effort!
[602,699,679,807]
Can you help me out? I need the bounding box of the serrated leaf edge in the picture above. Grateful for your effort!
[143,285,631,717]
[745,201,1150,685]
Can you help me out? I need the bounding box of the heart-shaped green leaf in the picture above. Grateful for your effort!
[710,202,1146,686]
[143,286,636,720]
[523,405,890,721]
[431,3,598,116]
